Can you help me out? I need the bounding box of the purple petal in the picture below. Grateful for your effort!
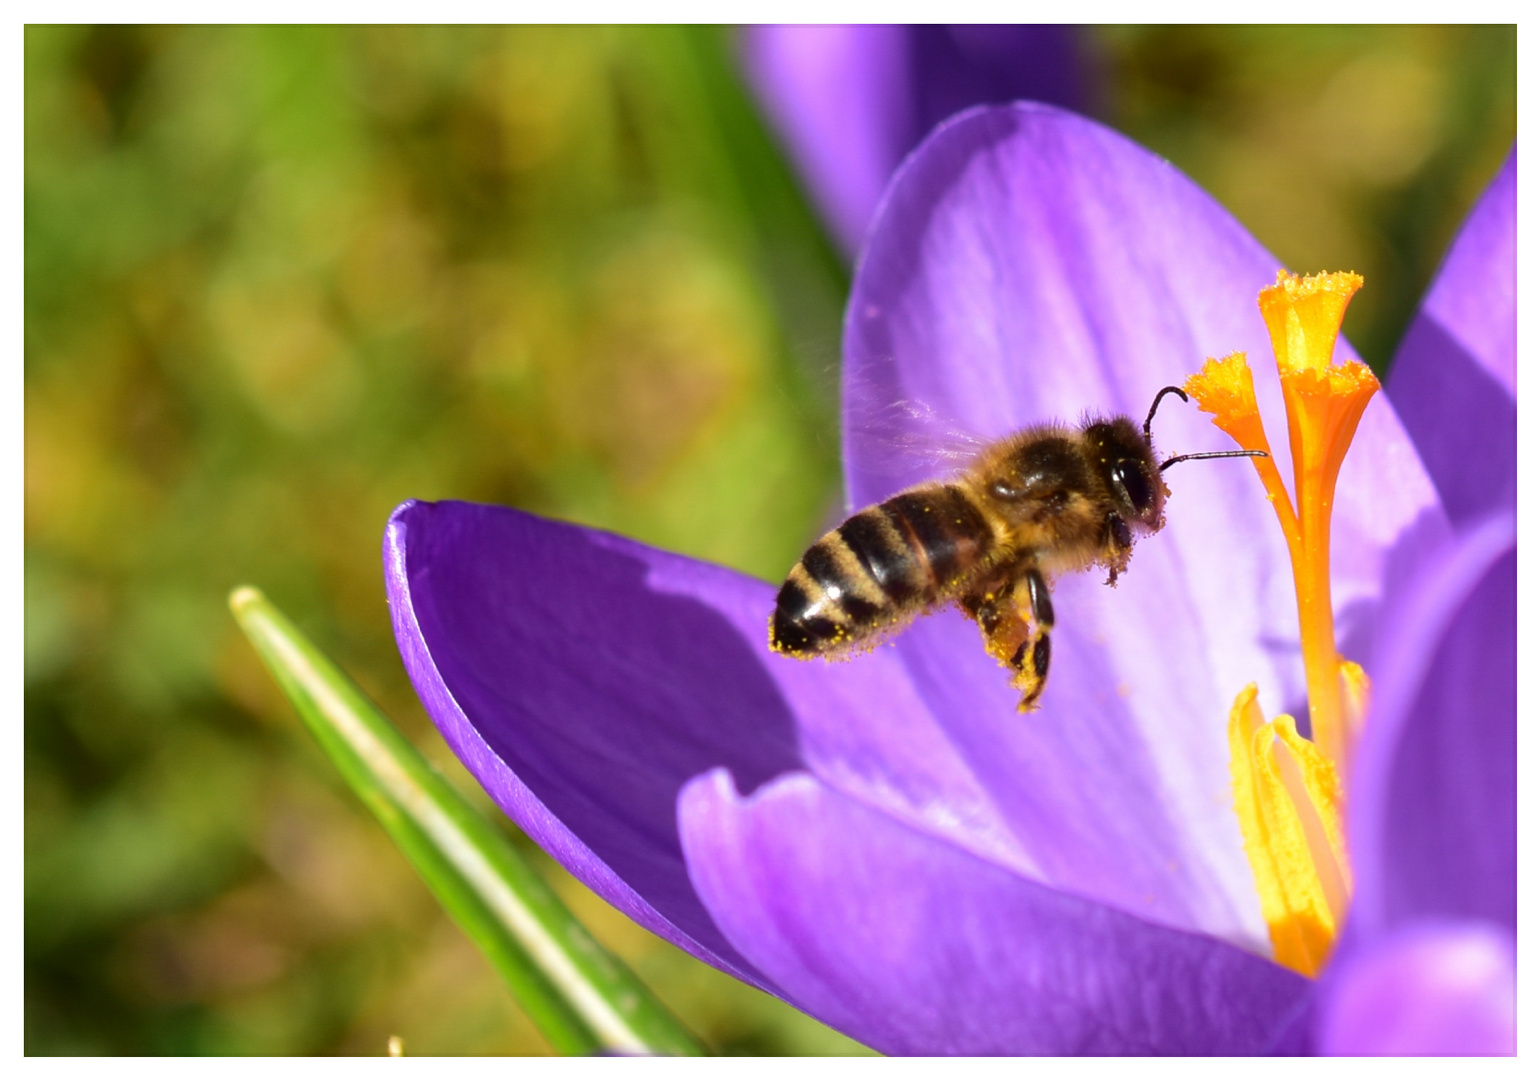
[1346,510,1516,938]
[840,103,1442,946]
[741,26,1089,255]
[910,26,1090,133]
[680,769,1309,1055]
[1387,150,1516,524]
[741,26,909,256]
[1318,920,1516,1055]
[385,499,1050,987]
[385,500,777,986]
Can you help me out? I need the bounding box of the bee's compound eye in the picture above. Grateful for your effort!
[1113,460,1156,515]
[988,478,1026,501]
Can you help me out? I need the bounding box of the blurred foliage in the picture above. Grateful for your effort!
[25,24,847,1055]
[1096,24,1515,372]
[25,24,1513,1055]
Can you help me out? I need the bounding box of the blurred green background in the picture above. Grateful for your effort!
[25,25,1514,1055]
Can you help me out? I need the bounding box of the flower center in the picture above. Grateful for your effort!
[1184,270,1379,977]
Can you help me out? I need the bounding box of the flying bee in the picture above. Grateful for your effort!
[769,386,1266,711]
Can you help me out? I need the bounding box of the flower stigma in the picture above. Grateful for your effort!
[1184,270,1379,977]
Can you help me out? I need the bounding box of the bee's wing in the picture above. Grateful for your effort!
[844,397,990,499]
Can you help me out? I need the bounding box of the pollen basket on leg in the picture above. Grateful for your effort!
[959,563,1054,713]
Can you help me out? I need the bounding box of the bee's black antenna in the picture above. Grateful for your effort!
[1160,449,1269,472]
[1143,385,1189,443]
[1146,384,1268,470]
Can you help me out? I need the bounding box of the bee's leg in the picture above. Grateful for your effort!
[1010,566,1055,711]
[961,564,1054,712]
[1101,511,1134,587]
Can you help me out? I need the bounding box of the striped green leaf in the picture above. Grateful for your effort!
[229,586,705,1057]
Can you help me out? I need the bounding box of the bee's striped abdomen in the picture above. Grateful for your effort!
[770,483,995,657]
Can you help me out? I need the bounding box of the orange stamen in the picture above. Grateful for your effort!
[1185,271,1378,774]
[1187,271,1380,977]
[1256,271,1378,770]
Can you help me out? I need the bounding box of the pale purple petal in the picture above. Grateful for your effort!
[741,26,909,256]
[1318,921,1516,1055]
[839,103,1442,948]
[1387,150,1516,524]
[680,769,1309,1055]
[741,26,1088,255]
[1346,510,1516,937]
[385,498,1043,987]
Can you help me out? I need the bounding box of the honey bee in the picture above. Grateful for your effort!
[769,386,1265,711]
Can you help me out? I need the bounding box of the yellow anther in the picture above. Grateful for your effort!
[1338,659,1372,773]
[1227,685,1348,978]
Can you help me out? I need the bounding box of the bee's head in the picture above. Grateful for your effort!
[1085,416,1167,530]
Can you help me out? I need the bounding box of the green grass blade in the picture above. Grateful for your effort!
[229,586,705,1057]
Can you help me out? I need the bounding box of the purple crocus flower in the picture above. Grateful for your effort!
[384,106,1515,1054]
[741,25,1089,255]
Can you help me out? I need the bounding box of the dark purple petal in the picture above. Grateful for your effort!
[1318,920,1516,1055]
[385,500,776,986]
[1346,510,1516,938]
[909,26,1090,141]
[742,26,1089,255]
[680,768,1309,1055]
[1387,150,1516,524]
[385,499,1049,988]
[840,103,1441,946]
